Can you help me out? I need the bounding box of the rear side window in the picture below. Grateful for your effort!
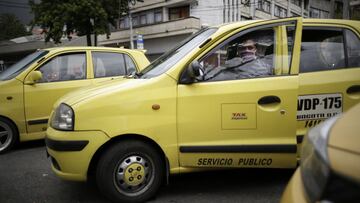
[300,29,345,73]
[92,52,126,78]
[345,29,360,67]
[298,27,360,73]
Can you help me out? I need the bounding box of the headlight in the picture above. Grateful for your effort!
[50,103,74,131]
[300,116,338,202]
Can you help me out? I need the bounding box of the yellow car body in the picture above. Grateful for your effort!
[45,18,360,202]
[0,47,149,153]
[281,103,360,203]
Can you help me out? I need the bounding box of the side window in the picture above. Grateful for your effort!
[124,54,136,74]
[38,53,86,83]
[92,52,126,78]
[198,29,275,82]
[345,29,360,67]
[300,29,345,73]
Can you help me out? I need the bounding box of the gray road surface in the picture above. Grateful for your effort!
[0,140,295,203]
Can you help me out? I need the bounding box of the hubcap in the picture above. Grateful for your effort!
[124,163,145,186]
[115,155,153,196]
[0,121,12,152]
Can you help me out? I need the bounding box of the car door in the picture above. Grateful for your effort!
[177,18,303,169]
[24,51,92,135]
[295,25,360,150]
[89,51,137,83]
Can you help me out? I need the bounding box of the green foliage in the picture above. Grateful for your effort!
[29,0,129,45]
[0,13,29,41]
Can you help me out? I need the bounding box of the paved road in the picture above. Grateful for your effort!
[0,141,295,203]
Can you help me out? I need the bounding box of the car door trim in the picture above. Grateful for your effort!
[179,144,297,153]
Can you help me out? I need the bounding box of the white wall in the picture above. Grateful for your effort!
[190,0,224,26]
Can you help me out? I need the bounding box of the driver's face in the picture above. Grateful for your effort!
[238,40,257,62]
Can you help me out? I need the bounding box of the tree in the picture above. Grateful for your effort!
[29,0,129,46]
[0,13,29,41]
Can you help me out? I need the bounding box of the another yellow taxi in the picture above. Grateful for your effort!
[46,18,360,202]
[0,47,149,153]
[281,103,360,203]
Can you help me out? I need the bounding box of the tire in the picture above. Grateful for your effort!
[0,118,18,154]
[96,140,164,203]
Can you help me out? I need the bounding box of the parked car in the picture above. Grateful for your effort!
[46,18,360,202]
[281,103,360,203]
[0,47,149,153]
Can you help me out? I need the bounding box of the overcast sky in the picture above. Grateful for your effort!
[0,0,40,25]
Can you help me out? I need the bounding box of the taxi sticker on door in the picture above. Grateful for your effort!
[297,93,342,121]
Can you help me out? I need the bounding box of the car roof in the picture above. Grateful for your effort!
[42,46,146,55]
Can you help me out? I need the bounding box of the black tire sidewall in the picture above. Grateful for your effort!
[0,118,18,154]
[96,140,164,203]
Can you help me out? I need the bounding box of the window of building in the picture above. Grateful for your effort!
[274,6,279,16]
[132,16,139,27]
[257,0,271,13]
[124,17,129,28]
[140,14,147,25]
[275,5,287,17]
[169,5,190,20]
[279,7,285,17]
[38,53,86,83]
[155,9,163,22]
[310,7,329,18]
[118,8,163,29]
[119,19,125,29]
[291,0,301,7]
[147,12,154,24]
[92,52,126,78]
[264,1,271,13]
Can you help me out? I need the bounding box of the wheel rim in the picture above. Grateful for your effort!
[0,121,13,152]
[114,154,154,197]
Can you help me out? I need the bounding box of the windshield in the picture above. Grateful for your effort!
[139,28,217,79]
[0,50,49,81]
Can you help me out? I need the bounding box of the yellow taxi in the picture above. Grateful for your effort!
[46,18,360,202]
[281,103,360,203]
[0,47,149,153]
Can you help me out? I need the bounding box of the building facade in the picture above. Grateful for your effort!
[98,0,313,60]
[0,0,358,68]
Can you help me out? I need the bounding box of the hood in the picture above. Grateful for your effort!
[55,77,147,107]
[328,103,360,154]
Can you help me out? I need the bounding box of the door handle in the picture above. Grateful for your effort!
[347,85,360,94]
[258,96,281,105]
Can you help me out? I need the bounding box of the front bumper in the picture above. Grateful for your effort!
[46,127,110,181]
[280,168,309,203]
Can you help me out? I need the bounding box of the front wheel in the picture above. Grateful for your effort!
[96,140,164,203]
[0,118,18,154]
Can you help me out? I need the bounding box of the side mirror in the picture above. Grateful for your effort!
[179,61,203,84]
[24,71,42,85]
